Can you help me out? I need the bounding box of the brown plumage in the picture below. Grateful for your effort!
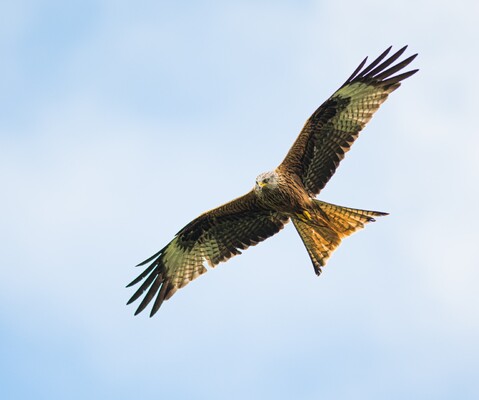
[127,46,418,316]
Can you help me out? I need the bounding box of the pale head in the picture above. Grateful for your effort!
[254,170,279,193]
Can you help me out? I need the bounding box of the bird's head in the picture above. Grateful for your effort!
[255,171,279,192]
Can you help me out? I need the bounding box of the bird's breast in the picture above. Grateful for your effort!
[258,182,310,214]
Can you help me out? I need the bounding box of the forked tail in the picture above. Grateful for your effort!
[292,200,388,275]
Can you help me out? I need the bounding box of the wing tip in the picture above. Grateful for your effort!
[149,306,161,318]
[345,45,418,87]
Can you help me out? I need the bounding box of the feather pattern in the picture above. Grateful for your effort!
[293,200,388,275]
[127,191,289,317]
[280,45,418,196]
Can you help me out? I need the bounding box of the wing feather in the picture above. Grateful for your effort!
[127,190,289,316]
[352,46,391,78]
[362,46,408,78]
[279,46,418,196]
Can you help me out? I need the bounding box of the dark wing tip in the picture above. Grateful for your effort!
[127,260,176,317]
[382,68,419,88]
[344,56,368,84]
[127,252,169,316]
[136,248,163,267]
[126,263,156,288]
[149,281,172,317]
[133,274,162,316]
[134,306,145,316]
[344,46,391,84]
[345,45,418,88]
[149,304,161,317]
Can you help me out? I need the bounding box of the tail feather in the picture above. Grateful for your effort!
[292,218,340,275]
[315,200,388,238]
[293,200,387,275]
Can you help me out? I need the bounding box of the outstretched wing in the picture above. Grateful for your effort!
[127,191,289,317]
[279,46,418,196]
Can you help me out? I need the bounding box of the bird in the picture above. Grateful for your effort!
[127,45,418,317]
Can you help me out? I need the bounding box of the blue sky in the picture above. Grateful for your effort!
[1,1,478,399]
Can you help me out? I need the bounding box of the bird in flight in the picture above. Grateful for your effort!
[127,46,418,317]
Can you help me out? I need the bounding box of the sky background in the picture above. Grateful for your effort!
[1,1,478,399]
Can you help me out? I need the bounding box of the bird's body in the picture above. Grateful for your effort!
[127,46,418,316]
[255,169,311,213]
